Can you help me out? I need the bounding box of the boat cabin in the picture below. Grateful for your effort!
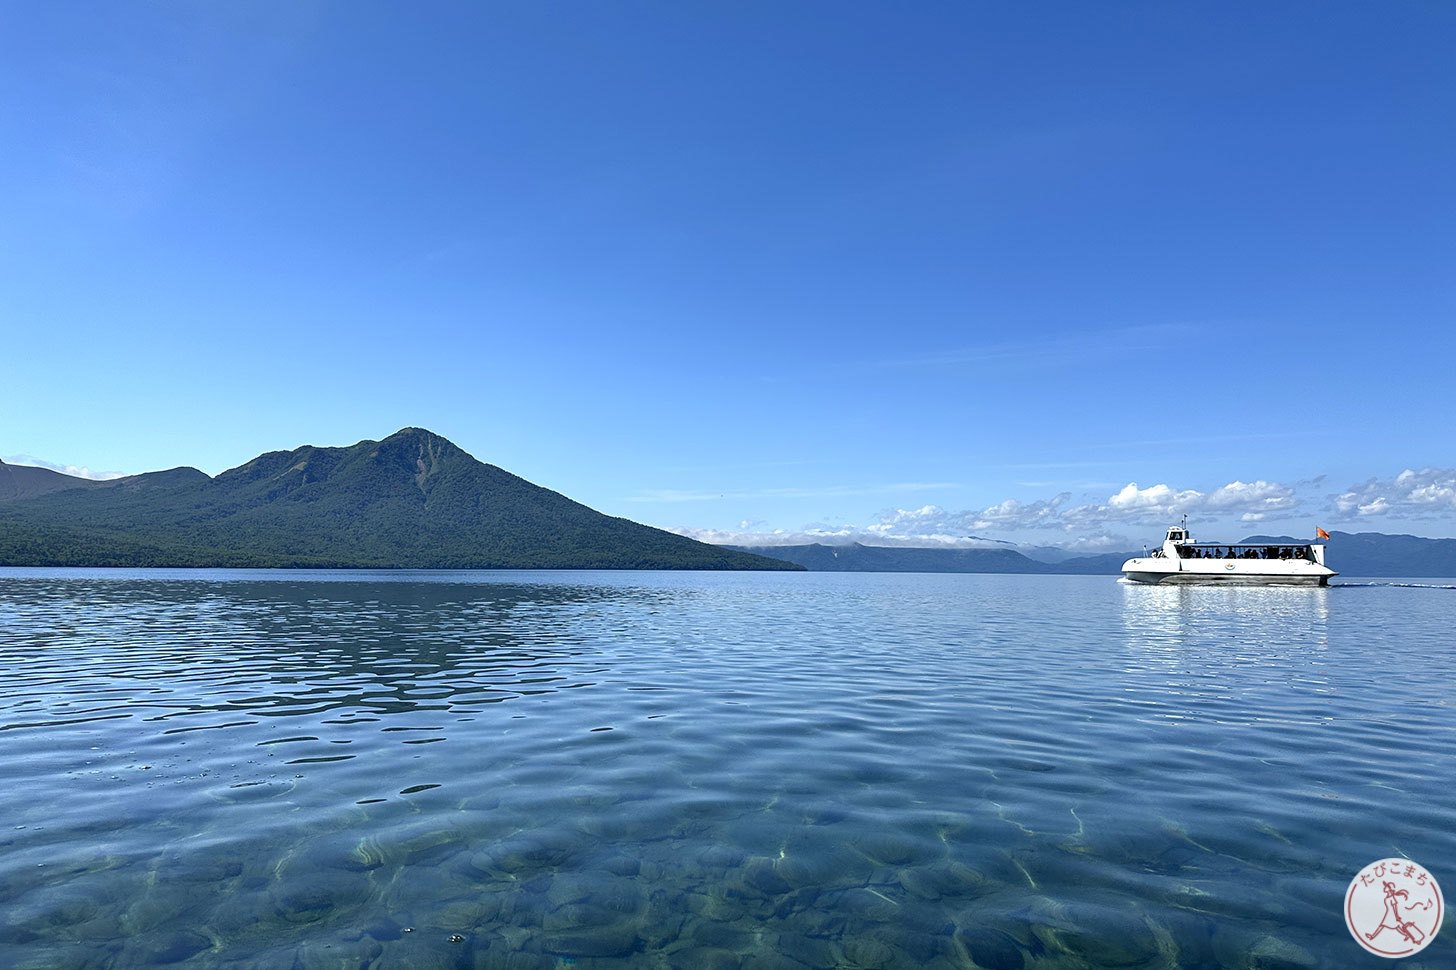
[1157,522,1329,566]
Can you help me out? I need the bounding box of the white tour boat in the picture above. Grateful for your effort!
[1121,520,1336,586]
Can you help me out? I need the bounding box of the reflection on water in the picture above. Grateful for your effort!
[0,570,1452,969]
[1120,581,1331,648]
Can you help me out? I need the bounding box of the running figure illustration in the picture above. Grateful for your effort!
[1366,880,1433,947]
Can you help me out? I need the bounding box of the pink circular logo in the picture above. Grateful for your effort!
[1345,858,1443,958]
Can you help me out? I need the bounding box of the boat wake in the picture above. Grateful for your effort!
[1331,582,1456,590]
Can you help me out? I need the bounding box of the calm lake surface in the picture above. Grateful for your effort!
[0,569,1451,969]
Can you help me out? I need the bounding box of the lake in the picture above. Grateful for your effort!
[0,569,1451,969]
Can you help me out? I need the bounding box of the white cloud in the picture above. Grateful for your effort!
[2,454,127,481]
[1206,480,1299,514]
[1068,479,1298,526]
[1105,482,1201,515]
[1335,468,1456,518]
[968,494,1072,530]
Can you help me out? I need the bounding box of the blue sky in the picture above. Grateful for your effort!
[3,2,1453,550]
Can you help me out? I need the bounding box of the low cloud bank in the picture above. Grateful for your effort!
[672,470,1455,550]
[2,454,127,481]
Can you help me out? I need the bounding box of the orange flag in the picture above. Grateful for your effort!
[1316,527,1331,540]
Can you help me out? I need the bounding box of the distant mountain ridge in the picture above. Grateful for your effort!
[734,532,1456,577]
[0,429,796,570]
[728,542,1060,574]
[0,460,106,501]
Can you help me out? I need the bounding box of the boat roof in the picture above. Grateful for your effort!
[1177,539,1317,546]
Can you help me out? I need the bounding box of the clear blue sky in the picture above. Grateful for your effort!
[3,2,1453,550]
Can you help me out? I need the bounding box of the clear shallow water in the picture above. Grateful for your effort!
[0,569,1451,970]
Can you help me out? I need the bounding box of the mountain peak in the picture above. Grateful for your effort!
[0,429,799,569]
[384,427,455,446]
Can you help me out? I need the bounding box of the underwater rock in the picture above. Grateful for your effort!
[953,926,1025,970]
[687,890,748,923]
[1154,910,1215,968]
[541,923,641,958]
[774,844,875,892]
[271,876,368,926]
[853,833,926,867]
[9,944,115,970]
[120,893,190,936]
[793,904,850,939]
[837,887,902,923]
[139,929,212,964]
[398,828,466,867]
[600,853,642,877]
[344,837,387,872]
[689,918,753,950]
[668,945,742,970]
[940,861,995,898]
[541,902,620,933]
[771,887,821,920]
[436,896,500,928]
[1247,934,1318,970]
[363,916,404,941]
[594,882,647,918]
[842,937,900,968]
[1040,918,1161,968]
[497,923,536,952]
[0,922,41,946]
[879,926,953,963]
[741,857,791,897]
[546,871,644,915]
[493,830,581,873]
[35,890,104,929]
[472,952,556,970]
[897,866,948,901]
[741,952,811,970]
[772,933,838,968]
[699,844,749,869]
[172,854,245,884]
[463,849,505,878]
[290,937,383,970]
[520,873,552,897]
[802,805,849,826]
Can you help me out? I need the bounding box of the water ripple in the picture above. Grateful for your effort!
[0,569,1452,968]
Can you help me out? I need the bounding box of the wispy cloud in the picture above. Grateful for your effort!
[669,523,1013,549]
[861,323,1192,373]
[628,482,958,503]
[3,454,128,481]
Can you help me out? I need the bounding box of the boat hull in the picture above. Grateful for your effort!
[1121,570,1331,587]
[1120,557,1336,587]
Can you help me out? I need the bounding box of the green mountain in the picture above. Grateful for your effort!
[0,460,105,501]
[0,429,798,570]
